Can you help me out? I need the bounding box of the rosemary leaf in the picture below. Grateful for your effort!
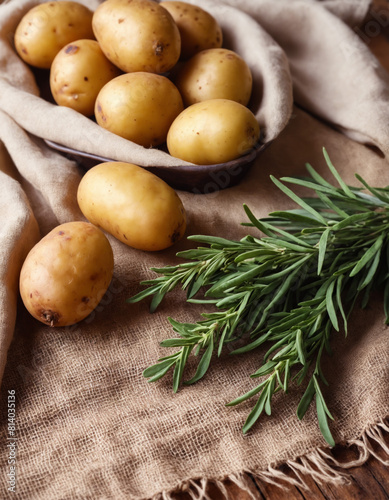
[270,176,327,224]
[184,334,214,385]
[322,147,356,199]
[297,378,315,420]
[130,150,389,446]
[316,392,336,447]
[242,388,268,434]
[317,227,331,275]
[349,233,385,277]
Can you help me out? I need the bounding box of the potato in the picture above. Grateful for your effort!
[160,1,222,60]
[92,0,181,74]
[95,72,183,147]
[167,99,260,165]
[14,1,94,69]
[50,39,121,117]
[19,221,114,327]
[174,48,253,107]
[77,162,186,251]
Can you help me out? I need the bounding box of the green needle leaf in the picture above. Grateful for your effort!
[160,338,199,347]
[188,235,240,247]
[384,280,389,324]
[182,273,199,298]
[278,177,336,196]
[264,265,305,313]
[355,173,389,204]
[242,389,268,434]
[325,279,339,331]
[251,360,278,378]
[304,163,335,189]
[230,331,272,355]
[150,290,166,313]
[313,375,334,420]
[265,377,276,416]
[184,335,214,385]
[172,346,192,393]
[358,249,381,291]
[127,284,163,304]
[168,317,200,336]
[284,359,291,393]
[316,393,336,447]
[349,233,384,277]
[234,249,272,263]
[143,358,176,379]
[243,204,278,237]
[316,191,349,218]
[297,377,315,420]
[206,264,267,297]
[322,147,356,200]
[264,393,272,416]
[270,176,327,224]
[317,228,331,275]
[330,212,374,231]
[146,362,176,383]
[335,275,347,334]
[268,210,324,227]
[226,381,268,406]
[295,329,306,365]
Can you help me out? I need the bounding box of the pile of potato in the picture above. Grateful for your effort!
[14,0,260,327]
[15,0,260,165]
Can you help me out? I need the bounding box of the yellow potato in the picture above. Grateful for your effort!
[19,221,114,327]
[14,1,94,69]
[92,0,181,74]
[167,99,260,165]
[77,162,186,252]
[50,39,121,117]
[95,72,183,147]
[160,1,222,60]
[174,48,253,106]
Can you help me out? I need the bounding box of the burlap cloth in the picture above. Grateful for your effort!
[1,0,389,498]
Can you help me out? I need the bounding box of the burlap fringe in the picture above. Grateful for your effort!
[151,418,389,499]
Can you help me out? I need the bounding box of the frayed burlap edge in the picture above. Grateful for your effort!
[150,418,389,499]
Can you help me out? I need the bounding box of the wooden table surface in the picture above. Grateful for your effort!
[4,0,386,498]
[176,3,389,499]
[202,443,389,499]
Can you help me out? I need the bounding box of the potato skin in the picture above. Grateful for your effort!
[50,39,121,116]
[174,48,253,107]
[19,222,114,327]
[14,1,94,69]
[77,162,187,251]
[95,72,183,147]
[160,1,222,60]
[167,99,260,165]
[92,0,181,74]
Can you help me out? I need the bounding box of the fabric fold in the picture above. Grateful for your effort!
[209,0,389,156]
[0,164,39,384]
[0,0,293,159]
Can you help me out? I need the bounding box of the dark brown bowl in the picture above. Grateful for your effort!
[44,139,269,194]
[36,64,269,193]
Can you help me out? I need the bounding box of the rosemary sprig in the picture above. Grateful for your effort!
[128,148,389,446]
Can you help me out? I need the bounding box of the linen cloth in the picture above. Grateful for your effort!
[0,0,388,498]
